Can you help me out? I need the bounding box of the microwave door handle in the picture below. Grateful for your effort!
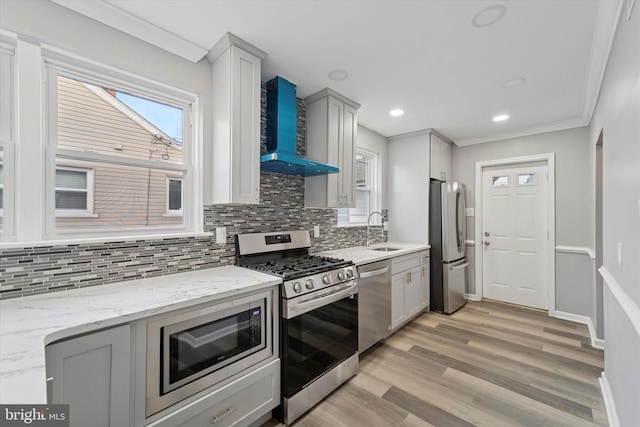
[285,282,358,318]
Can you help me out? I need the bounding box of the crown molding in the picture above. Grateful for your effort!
[581,0,624,124]
[50,0,208,62]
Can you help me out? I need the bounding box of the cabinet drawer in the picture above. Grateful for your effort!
[392,252,421,274]
[148,359,280,427]
[420,250,430,264]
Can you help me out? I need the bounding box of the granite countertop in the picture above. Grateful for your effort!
[316,242,430,265]
[0,265,281,404]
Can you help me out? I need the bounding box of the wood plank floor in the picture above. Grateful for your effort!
[262,300,607,427]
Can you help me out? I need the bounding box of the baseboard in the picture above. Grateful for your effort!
[600,372,620,427]
[554,310,604,350]
[464,293,481,302]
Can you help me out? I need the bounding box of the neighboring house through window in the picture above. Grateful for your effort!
[338,149,380,225]
[166,177,183,215]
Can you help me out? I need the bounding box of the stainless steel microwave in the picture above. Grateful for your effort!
[145,290,273,417]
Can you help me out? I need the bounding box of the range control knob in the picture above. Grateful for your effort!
[346,269,354,279]
[293,282,302,293]
[305,279,314,290]
[337,271,345,280]
[322,275,331,285]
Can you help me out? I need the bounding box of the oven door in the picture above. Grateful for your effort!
[281,281,358,398]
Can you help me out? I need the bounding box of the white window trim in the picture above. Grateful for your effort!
[0,36,16,241]
[54,166,95,217]
[337,148,381,226]
[165,176,183,216]
[32,43,202,241]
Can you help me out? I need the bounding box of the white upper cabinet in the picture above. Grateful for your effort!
[205,33,266,205]
[430,132,452,182]
[304,89,360,208]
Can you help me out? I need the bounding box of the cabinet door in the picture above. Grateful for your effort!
[441,139,452,181]
[419,260,430,309]
[46,325,132,427]
[391,273,408,330]
[325,97,343,207]
[230,46,261,204]
[340,103,357,207]
[430,135,442,181]
[405,266,422,318]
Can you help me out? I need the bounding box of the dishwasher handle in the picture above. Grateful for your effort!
[359,266,390,279]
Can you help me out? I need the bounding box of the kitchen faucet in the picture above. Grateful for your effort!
[366,211,384,247]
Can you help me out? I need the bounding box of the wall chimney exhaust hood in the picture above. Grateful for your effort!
[260,77,339,176]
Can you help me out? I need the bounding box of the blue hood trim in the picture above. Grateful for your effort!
[261,76,339,176]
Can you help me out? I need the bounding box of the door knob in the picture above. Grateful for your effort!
[484,232,490,236]
[483,241,490,246]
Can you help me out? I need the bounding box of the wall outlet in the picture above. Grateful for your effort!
[383,221,389,231]
[313,225,320,237]
[617,242,623,266]
[216,227,227,245]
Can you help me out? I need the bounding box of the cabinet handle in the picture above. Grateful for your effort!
[211,407,236,424]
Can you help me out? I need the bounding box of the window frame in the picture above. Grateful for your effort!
[165,176,184,216]
[54,166,96,217]
[0,35,16,241]
[42,48,201,240]
[337,148,381,226]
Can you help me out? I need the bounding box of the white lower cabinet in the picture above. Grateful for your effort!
[45,324,132,427]
[391,250,430,331]
[148,359,280,427]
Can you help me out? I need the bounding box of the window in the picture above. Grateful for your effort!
[55,167,93,215]
[0,37,15,239]
[46,64,194,236]
[166,177,183,215]
[492,175,509,187]
[338,149,380,224]
[518,173,537,186]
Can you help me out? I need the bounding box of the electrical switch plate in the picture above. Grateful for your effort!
[617,242,623,266]
[216,227,227,245]
[465,208,475,216]
[313,225,320,237]
[383,221,389,231]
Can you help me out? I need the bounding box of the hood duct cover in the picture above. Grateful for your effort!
[261,76,339,176]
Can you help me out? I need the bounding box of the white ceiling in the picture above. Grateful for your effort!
[52,0,621,145]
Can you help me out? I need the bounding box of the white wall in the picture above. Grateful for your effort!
[587,5,640,426]
[357,125,388,209]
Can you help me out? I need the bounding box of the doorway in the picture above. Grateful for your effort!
[474,154,556,314]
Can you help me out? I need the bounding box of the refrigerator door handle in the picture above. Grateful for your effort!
[449,261,470,271]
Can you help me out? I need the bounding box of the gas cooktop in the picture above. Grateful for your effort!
[245,255,353,280]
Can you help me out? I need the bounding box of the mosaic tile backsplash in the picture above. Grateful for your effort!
[0,85,387,299]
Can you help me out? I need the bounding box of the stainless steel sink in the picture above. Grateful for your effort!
[370,247,400,252]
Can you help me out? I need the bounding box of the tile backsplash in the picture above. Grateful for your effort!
[0,84,387,299]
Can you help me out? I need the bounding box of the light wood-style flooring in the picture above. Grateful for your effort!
[263,300,607,426]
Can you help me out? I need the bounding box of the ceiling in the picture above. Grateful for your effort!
[51,0,621,145]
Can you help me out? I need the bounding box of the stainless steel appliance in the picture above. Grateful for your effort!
[357,259,391,353]
[429,180,469,313]
[236,230,358,425]
[145,290,274,417]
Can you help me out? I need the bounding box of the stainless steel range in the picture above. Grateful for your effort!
[236,230,359,425]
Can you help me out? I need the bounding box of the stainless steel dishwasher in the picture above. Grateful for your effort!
[357,259,392,353]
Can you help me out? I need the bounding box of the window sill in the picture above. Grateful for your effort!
[55,212,99,218]
[0,231,214,250]
[163,212,184,218]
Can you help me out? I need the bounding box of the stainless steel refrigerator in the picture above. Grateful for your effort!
[429,180,469,313]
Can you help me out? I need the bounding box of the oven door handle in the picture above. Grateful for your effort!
[284,281,358,319]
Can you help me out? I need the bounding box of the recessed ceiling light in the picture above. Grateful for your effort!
[390,109,404,117]
[472,5,507,28]
[493,114,509,122]
[502,77,526,88]
[328,70,348,81]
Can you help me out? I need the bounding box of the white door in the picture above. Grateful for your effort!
[482,165,548,309]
